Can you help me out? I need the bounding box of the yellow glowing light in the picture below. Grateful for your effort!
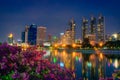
[62,44,66,47]
[54,44,58,47]
[94,47,98,50]
[72,43,76,48]
[54,50,58,56]
[114,59,119,68]
[100,53,103,59]
[8,33,13,38]
[90,54,96,60]
[90,41,95,46]
[99,42,104,47]
[113,33,118,39]
[21,43,29,51]
[63,50,66,56]
[72,52,76,58]
[110,59,112,64]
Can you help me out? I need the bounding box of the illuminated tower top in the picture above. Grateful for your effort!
[8,33,14,45]
[82,17,88,41]
[97,14,105,42]
[90,16,96,34]
[69,18,75,43]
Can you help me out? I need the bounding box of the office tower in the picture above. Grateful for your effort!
[97,14,105,42]
[8,33,13,45]
[61,29,72,45]
[105,34,110,41]
[25,26,29,43]
[69,19,75,43]
[90,16,96,34]
[37,26,46,45]
[82,17,88,42]
[27,24,37,45]
[48,34,52,42]
[21,26,28,43]
[60,33,64,44]
[21,31,25,43]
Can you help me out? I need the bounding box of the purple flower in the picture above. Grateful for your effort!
[2,56,8,63]
[22,72,29,80]
[12,72,20,79]
[1,63,7,69]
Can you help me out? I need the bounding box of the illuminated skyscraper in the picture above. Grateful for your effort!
[28,24,37,45]
[82,17,88,42]
[21,31,25,43]
[62,29,72,45]
[97,14,105,42]
[69,19,75,43]
[90,16,96,34]
[48,34,52,43]
[21,26,28,43]
[37,26,46,45]
[22,24,37,45]
[8,33,13,45]
[25,26,29,43]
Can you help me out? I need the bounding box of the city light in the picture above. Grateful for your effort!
[114,59,119,68]
[75,56,79,61]
[62,44,66,47]
[99,53,103,60]
[8,33,13,38]
[54,44,57,47]
[21,43,29,50]
[72,52,76,58]
[112,33,118,39]
[87,62,92,67]
[99,42,104,47]
[60,62,64,67]
[72,43,76,48]
[53,57,57,63]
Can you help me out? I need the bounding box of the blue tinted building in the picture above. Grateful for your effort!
[28,24,37,45]
[21,31,25,43]
[21,24,37,45]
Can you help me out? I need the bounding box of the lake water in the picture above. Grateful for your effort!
[44,49,120,80]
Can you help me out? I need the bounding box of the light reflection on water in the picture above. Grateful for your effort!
[44,50,120,80]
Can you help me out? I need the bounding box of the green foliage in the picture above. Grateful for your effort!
[104,40,120,49]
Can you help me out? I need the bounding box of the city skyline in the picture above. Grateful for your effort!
[0,0,120,42]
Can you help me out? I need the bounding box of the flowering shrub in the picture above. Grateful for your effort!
[0,44,75,80]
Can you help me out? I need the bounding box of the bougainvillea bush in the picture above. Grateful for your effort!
[0,43,75,80]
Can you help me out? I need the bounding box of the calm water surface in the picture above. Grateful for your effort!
[44,50,120,80]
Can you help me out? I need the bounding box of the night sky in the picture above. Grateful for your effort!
[0,0,120,42]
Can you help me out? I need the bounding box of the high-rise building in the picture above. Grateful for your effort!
[21,26,29,43]
[61,29,72,45]
[86,34,96,46]
[97,14,105,42]
[60,33,64,44]
[8,33,13,45]
[90,16,96,34]
[82,17,88,42]
[37,26,46,45]
[69,19,75,43]
[28,24,37,45]
[25,26,29,43]
[48,34,52,43]
[21,31,25,43]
